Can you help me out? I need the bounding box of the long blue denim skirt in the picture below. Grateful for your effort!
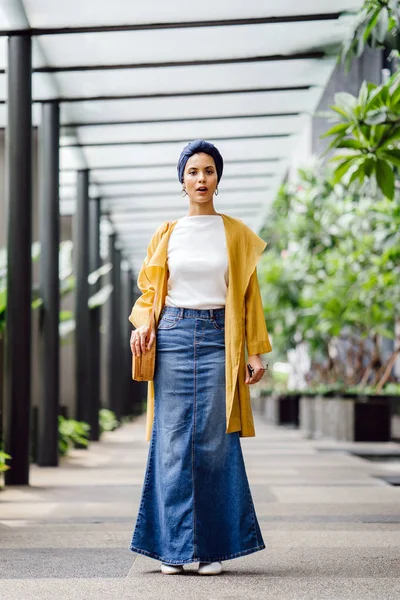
[129,305,266,564]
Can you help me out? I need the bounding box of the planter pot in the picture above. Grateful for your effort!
[278,394,300,427]
[264,393,279,424]
[390,395,400,441]
[252,389,266,414]
[353,397,391,442]
[262,393,299,427]
[299,395,316,438]
[315,395,391,442]
[314,395,327,439]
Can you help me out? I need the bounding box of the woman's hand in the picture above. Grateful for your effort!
[245,354,267,385]
[130,325,156,356]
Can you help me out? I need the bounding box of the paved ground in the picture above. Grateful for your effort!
[1,411,400,600]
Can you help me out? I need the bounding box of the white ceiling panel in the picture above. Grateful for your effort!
[59,170,77,186]
[22,0,362,28]
[102,189,273,211]
[61,176,276,198]
[60,89,321,125]
[37,20,354,68]
[59,146,87,170]
[68,115,307,146]
[0,37,6,70]
[76,138,294,169]
[83,162,283,183]
[52,59,333,100]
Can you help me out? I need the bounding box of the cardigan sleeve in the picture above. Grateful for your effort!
[244,266,272,356]
[128,222,167,329]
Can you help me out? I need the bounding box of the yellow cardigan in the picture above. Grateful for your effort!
[128,212,272,441]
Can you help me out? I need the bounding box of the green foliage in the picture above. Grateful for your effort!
[0,287,5,333]
[59,310,74,322]
[258,163,400,387]
[340,0,400,68]
[99,409,119,433]
[0,239,113,339]
[322,73,400,199]
[58,416,90,456]
[0,450,11,474]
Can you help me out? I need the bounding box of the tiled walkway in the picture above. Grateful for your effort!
[1,412,400,600]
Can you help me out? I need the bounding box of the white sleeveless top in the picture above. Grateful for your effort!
[164,215,228,309]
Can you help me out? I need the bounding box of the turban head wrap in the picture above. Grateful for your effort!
[177,139,224,184]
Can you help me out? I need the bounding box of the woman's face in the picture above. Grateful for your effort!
[183,152,218,204]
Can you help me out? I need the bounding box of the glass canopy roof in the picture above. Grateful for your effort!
[0,0,363,270]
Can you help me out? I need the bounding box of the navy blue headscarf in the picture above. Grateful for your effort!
[177,139,224,183]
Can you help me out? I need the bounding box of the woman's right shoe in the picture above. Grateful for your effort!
[160,563,184,574]
[198,561,223,575]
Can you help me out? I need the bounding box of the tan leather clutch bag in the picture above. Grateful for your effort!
[131,291,157,382]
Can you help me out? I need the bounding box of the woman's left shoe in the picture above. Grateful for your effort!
[160,563,184,575]
[198,561,223,575]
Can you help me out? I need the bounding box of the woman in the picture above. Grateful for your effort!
[128,139,272,575]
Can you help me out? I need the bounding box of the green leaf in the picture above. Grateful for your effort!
[375,159,395,199]
[334,92,358,117]
[376,7,390,44]
[31,298,43,310]
[0,288,6,314]
[358,80,374,106]
[391,84,400,107]
[336,139,365,150]
[348,163,366,186]
[332,157,361,184]
[60,310,74,322]
[320,122,350,139]
[379,148,400,167]
[380,128,400,149]
[364,107,388,125]
[356,34,365,57]
[328,152,360,162]
[366,85,388,112]
[363,156,376,177]
[330,105,350,120]
[363,7,383,43]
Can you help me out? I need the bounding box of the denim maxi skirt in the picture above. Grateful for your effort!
[129,305,266,564]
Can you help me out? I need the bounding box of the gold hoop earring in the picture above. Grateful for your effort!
[215,187,219,196]
[181,187,187,197]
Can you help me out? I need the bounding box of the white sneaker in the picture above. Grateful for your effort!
[160,563,184,575]
[198,561,223,575]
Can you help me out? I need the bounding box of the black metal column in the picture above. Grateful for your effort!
[88,197,101,440]
[4,36,32,485]
[75,170,91,426]
[127,268,143,416]
[37,102,60,466]
[108,235,123,421]
[121,265,133,417]
[131,276,147,416]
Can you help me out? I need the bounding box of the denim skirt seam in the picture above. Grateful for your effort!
[247,485,260,545]
[192,319,198,557]
[129,541,267,564]
[134,418,157,527]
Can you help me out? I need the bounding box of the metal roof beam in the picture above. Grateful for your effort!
[62,133,291,148]
[33,51,325,74]
[61,173,276,186]
[0,85,310,105]
[61,157,283,172]
[0,13,345,37]
[61,111,300,128]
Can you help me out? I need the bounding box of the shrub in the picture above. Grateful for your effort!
[99,408,119,433]
[58,416,90,456]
